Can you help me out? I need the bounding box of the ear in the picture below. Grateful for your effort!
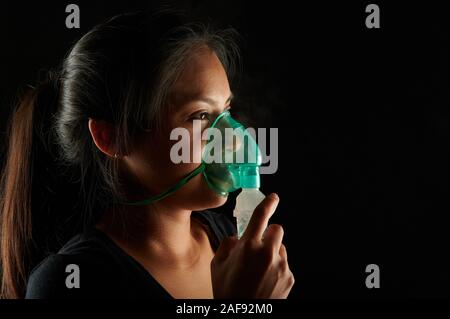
[88,118,118,158]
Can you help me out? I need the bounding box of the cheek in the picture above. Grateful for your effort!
[166,123,207,169]
[126,132,183,193]
[139,122,229,209]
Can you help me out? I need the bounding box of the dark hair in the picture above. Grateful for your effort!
[0,10,240,299]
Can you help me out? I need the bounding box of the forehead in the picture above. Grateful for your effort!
[170,46,231,103]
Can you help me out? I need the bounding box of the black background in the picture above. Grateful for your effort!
[1,0,448,299]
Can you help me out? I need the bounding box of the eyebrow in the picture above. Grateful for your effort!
[180,92,234,107]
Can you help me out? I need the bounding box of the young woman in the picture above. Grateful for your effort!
[0,10,294,299]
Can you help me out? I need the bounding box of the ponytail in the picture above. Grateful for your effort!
[0,71,60,298]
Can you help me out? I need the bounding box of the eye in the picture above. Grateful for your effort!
[190,111,210,121]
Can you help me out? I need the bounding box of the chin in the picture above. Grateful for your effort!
[204,191,228,208]
[191,187,229,211]
[198,177,229,209]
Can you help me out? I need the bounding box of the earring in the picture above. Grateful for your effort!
[113,153,119,158]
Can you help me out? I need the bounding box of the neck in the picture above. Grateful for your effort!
[97,201,204,268]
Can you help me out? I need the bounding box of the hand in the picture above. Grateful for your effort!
[211,193,295,298]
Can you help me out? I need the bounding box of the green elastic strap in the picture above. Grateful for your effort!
[116,162,206,206]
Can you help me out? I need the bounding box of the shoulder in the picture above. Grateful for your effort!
[25,230,128,299]
[25,254,67,298]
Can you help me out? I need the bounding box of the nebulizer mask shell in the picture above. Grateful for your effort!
[201,110,261,196]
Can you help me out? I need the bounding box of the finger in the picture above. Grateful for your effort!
[279,243,287,260]
[242,193,279,241]
[287,271,295,289]
[262,224,284,254]
[214,235,238,262]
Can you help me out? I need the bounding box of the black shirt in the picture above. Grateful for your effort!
[25,210,236,299]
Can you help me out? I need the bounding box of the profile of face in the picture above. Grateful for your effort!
[119,45,233,211]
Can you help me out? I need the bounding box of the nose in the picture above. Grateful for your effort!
[224,130,243,153]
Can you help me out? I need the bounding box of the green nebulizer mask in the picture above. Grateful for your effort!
[201,110,262,194]
[119,110,266,239]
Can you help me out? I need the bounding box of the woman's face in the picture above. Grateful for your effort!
[123,46,233,211]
